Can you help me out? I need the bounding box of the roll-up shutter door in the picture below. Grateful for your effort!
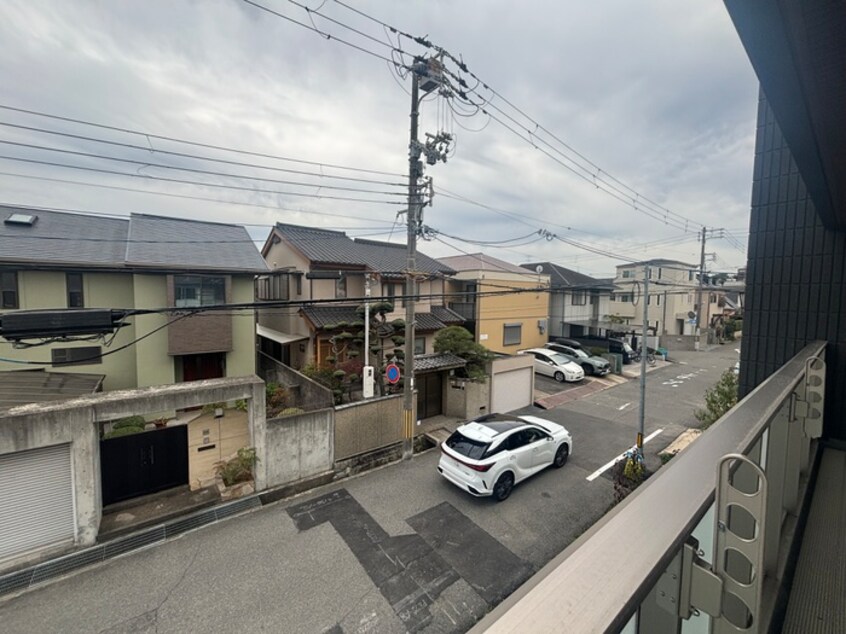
[0,444,75,561]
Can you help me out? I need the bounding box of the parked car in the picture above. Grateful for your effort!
[608,338,635,364]
[519,348,585,382]
[544,342,610,376]
[437,413,572,501]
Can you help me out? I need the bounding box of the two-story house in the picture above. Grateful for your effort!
[0,206,268,390]
[437,253,550,354]
[608,259,700,336]
[258,223,466,415]
[520,261,615,339]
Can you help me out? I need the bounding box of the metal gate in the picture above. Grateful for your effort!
[100,426,188,506]
[0,444,75,561]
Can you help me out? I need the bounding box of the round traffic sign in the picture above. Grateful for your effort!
[385,363,401,384]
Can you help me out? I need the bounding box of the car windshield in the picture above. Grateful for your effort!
[573,348,590,359]
[445,431,489,459]
[548,352,572,366]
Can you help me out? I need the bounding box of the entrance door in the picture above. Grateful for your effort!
[181,353,225,382]
[416,373,443,420]
[100,426,189,506]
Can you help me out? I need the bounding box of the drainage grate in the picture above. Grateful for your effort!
[0,495,262,597]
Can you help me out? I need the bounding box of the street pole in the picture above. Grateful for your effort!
[637,263,649,456]
[402,69,421,461]
[363,274,374,399]
[696,225,707,351]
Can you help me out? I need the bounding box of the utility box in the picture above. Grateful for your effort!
[362,366,375,398]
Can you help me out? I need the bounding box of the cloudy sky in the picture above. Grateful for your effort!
[0,0,758,277]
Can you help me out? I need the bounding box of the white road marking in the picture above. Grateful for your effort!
[586,428,664,482]
[618,402,632,411]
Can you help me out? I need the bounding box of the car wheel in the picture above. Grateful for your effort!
[493,472,514,502]
[553,444,569,468]
[583,363,594,375]
[553,371,565,382]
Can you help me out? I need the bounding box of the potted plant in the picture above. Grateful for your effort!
[214,447,258,500]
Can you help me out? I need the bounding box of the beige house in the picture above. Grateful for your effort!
[437,253,551,354]
[0,206,268,391]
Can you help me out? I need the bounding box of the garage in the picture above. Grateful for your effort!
[0,444,76,562]
[491,364,534,414]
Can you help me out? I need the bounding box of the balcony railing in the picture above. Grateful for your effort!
[449,301,477,320]
[474,340,826,633]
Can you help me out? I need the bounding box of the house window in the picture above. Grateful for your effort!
[52,346,102,366]
[295,274,302,295]
[647,295,651,305]
[571,291,586,306]
[619,294,632,303]
[503,323,522,346]
[622,270,633,279]
[256,274,288,301]
[414,336,426,355]
[67,273,84,308]
[174,275,225,307]
[657,295,661,306]
[1,271,18,309]
[590,292,598,305]
[689,270,695,281]
[383,282,403,308]
[658,268,663,279]
[335,275,347,299]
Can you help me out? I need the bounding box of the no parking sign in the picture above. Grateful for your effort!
[385,363,401,384]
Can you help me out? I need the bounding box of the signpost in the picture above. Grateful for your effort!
[385,363,401,385]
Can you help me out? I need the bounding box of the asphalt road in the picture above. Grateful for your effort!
[0,346,739,634]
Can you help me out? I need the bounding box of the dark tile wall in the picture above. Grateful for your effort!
[740,91,846,441]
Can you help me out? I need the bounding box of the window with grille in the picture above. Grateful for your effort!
[175,275,225,307]
[67,273,84,308]
[52,346,102,366]
[503,323,522,346]
[1,271,18,309]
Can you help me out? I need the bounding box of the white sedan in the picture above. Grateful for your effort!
[520,348,585,382]
[437,413,573,501]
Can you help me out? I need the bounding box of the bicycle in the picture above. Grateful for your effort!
[631,348,656,366]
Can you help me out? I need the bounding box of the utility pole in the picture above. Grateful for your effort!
[363,274,374,399]
[402,68,421,460]
[637,263,649,456]
[695,225,707,351]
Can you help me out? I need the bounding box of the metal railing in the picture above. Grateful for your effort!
[448,302,476,320]
[475,340,826,633]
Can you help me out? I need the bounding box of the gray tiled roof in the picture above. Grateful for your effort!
[521,261,605,289]
[126,214,267,271]
[0,206,268,272]
[431,306,465,324]
[300,305,450,332]
[413,352,466,373]
[0,206,128,266]
[437,253,533,275]
[273,224,454,276]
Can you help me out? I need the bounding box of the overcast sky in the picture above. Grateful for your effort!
[0,0,758,278]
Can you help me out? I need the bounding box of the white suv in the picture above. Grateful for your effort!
[438,413,573,501]
[519,347,585,382]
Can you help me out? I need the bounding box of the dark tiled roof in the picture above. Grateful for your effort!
[0,370,104,410]
[413,352,466,373]
[431,306,465,324]
[414,312,446,332]
[126,214,267,271]
[0,206,268,272]
[521,261,605,288]
[273,224,453,276]
[300,306,364,329]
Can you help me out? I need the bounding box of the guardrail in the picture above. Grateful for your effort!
[474,340,826,633]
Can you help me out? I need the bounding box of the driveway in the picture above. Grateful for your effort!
[0,346,736,634]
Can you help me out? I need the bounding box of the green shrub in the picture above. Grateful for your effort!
[695,369,739,429]
[113,416,146,430]
[104,425,145,439]
[215,447,258,487]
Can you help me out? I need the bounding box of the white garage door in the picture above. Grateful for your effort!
[491,367,533,413]
[0,444,75,562]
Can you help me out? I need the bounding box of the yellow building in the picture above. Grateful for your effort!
[438,253,551,354]
[0,206,267,391]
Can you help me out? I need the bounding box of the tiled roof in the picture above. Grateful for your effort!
[126,214,267,271]
[521,261,603,288]
[0,370,104,410]
[301,305,451,331]
[431,306,465,324]
[413,352,466,373]
[272,224,453,276]
[437,253,533,275]
[0,206,268,272]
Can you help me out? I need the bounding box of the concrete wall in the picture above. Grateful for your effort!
[257,352,333,410]
[444,377,490,420]
[661,335,700,352]
[264,408,334,488]
[0,376,265,570]
[334,394,404,460]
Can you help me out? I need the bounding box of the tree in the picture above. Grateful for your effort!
[433,326,493,379]
[353,301,404,397]
[695,369,739,428]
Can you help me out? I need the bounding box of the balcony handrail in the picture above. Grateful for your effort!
[476,340,826,633]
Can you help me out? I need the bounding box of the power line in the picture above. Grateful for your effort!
[0,120,407,186]
[0,104,405,177]
[0,155,406,205]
